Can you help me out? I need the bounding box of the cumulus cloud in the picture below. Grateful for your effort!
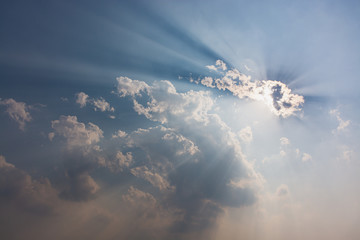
[302,153,312,162]
[50,115,103,149]
[92,98,115,112]
[75,92,89,108]
[200,60,304,117]
[0,98,32,130]
[206,59,227,71]
[75,92,114,112]
[112,130,127,138]
[116,77,262,232]
[131,166,172,191]
[116,76,149,97]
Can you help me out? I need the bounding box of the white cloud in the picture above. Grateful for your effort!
[206,60,228,71]
[205,64,218,71]
[199,60,304,118]
[200,76,215,88]
[238,126,253,143]
[112,130,127,138]
[50,115,103,149]
[106,151,133,172]
[75,92,89,108]
[124,80,214,124]
[116,76,262,225]
[75,92,114,112]
[0,98,32,130]
[330,108,350,133]
[92,97,115,112]
[302,153,312,162]
[116,76,149,97]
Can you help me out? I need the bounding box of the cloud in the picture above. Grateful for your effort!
[206,59,227,71]
[117,77,262,232]
[0,98,32,130]
[0,155,59,215]
[302,153,312,162]
[238,126,253,143]
[131,166,172,191]
[106,151,133,172]
[330,108,350,133]
[280,137,290,145]
[59,171,99,201]
[199,60,304,118]
[276,184,289,197]
[116,76,149,97]
[112,130,127,138]
[92,98,115,112]
[75,92,89,108]
[75,92,114,112]
[50,115,103,149]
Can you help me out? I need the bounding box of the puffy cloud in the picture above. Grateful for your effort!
[106,151,133,172]
[123,80,214,124]
[200,60,304,118]
[116,76,149,97]
[0,98,32,130]
[75,92,114,112]
[92,98,115,112]
[200,76,215,88]
[112,129,127,138]
[75,92,89,108]
[50,115,103,149]
[117,77,262,232]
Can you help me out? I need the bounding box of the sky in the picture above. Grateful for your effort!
[0,0,360,239]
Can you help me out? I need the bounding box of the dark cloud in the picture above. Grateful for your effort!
[0,156,58,216]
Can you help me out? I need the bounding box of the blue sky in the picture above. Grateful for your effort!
[1,0,360,239]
